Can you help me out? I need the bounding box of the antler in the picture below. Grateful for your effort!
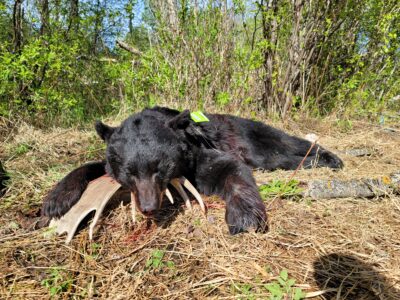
[49,176,206,243]
[49,175,121,244]
[170,177,206,214]
[128,176,206,222]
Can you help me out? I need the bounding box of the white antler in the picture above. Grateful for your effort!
[49,175,121,244]
[131,192,136,222]
[181,177,206,214]
[49,176,206,244]
[170,177,206,214]
[165,188,174,204]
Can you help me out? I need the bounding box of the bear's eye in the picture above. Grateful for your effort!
[108,148,122,163]
[109,154,122,164]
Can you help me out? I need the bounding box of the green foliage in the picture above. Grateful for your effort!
[265,270,306,300]
[14,143,32,156]
[259,180,303,200]
[335,119,353,132]
[41,267,73,297]
[216,92,231,107]
[193,217,202,226]
[90,242,102,259]
[232,269,306,299]
[145,249,175,271]
[0,0,398,124]
[235,283,256,300]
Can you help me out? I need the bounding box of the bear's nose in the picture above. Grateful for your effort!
[137,192,159,215]
[140,202,158,215]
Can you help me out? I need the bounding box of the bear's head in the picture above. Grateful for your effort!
[95,110,193,215]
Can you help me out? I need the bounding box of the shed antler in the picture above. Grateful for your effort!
[49,175,121,244]
[171,178,206,213]
[49,175,206,243]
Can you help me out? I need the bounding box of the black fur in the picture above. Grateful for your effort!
[42,106,343,234]
[0,161,8,197]
[42,161,106,218]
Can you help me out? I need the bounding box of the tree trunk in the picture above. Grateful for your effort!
[281,0,303,119]
[92,0,101,54]
[260,0,278,114]
[39,0,49,36]
[13,0,23,53]
[68,0,79,33]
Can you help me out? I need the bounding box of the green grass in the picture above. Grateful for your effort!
[265,269,306,300]
[145,249,175,271]
[232,269,306,300]
[41,267,73,297]
[259,179,303,200]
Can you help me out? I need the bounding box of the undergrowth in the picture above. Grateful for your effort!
[259,179,303,200]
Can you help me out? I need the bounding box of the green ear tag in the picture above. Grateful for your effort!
[190,111,209,123]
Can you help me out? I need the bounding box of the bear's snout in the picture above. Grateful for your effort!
[139,201,158,215]
[135,179,161,215]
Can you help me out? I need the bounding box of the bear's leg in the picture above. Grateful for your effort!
[42,161,106,218]
[195,150,267,234]
[263,148,343,170]
[233,117,343,170]
[310,148,343,169]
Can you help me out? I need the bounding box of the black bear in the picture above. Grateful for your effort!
[0,160,8,197]
[42,107,343,234]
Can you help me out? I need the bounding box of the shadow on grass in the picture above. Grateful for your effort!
[313,253,400,300]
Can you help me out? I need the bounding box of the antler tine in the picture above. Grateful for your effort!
[165,188,174,204]
[181,177,206,214]
[169,177,206,213]
[49,175,121,244]
[131,192,136,222]
[170,179,192,210]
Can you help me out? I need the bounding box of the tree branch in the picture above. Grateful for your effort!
[116,40,142,56]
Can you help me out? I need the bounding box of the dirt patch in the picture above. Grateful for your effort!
[0,118,399,299]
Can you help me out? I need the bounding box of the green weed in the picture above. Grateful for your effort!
[90,242,102,258]
[335,119,353,132]
[265,270,306,300]
[259,179,303,200]
[41,267,73,297]
[232,269,306,300]
[145,249,175,271]
[235,283,256,300]
[14,143,32,156]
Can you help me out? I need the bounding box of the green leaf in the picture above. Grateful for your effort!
[265,283,283,296]
[277,277,286,287]
[166,261,175,268]
[153,258,161,267]
[287,278,296,287]
[50,286,58,296]
[280,269,288,281]
[293,287,306,300]
[153,250,164,259]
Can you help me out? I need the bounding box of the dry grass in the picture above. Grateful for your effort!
[0,117,399,299]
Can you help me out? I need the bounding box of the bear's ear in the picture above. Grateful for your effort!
[95,121,115,142]
[167,110,192,130]
[167,110,210,144]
